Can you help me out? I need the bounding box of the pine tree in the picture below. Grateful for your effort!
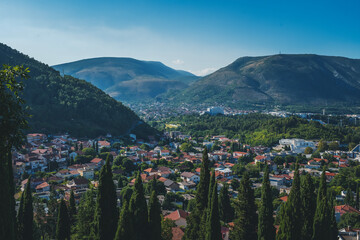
[328,195,338,240]
[258,165,275,240]
[75,190,95,239]
[94,154,119,240]
[312,171,331,240]
[129,172,149,240]
[231,172,257,240]
[17,176,34,240]
[219,183,234,223]
[56,199,70,240]
[205,182,221,240]
[148,191,162,240]
[300,174,316,240]
[183,148,211,240]
[115,201,133,240]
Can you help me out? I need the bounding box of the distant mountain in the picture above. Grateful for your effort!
[167,54,360,110]
[53,58,198,102]
[0,43,157,138]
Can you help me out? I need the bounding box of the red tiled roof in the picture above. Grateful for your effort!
[280,196,288,202]
[165,209,189,221]
[36,182,49,190]
[91,158,103,164]
[335,205,360,216]
[172,227,184,240]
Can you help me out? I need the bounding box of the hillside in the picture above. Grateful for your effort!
[167,54,360,110]
[53,58,198,102]
[0,43,157,138]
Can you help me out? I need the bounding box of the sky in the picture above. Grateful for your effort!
[0,0,359,76]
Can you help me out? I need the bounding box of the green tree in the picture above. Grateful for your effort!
[231,173,257,240]
[17,177,34,240]
[312,171,334,240]
[300,174,316,240]
[277,164,302,240]
[183,148,210,240]
[56,199,70,240]
[218,183,234,223]
[129,173,149,240]
[161,218,175,240]
[94,155,118,240]
[304,147,313,154]
[338,212,360,228]
[355,183,359,210]
[148,191,162,240]
[82,147,96,157]
[317,140,328,152]
[258,165,275,240]
[75,190,96,239]
[69,190,76,225]
[114,201,133,240]
[344,187,355,207]
[0,65,29,240]
[180,142,194,153]
[205,182,221,240]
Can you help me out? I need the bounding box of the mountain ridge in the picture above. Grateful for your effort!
[0,43,157,138]
[165,54,360,110]
[52,57,199,102]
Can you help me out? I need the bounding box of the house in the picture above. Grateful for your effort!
[98,141,111,149]
[160,149,170,156]
[67,177,89,190]
[172,227,184,240]
[77,168,95,179]
[165,209,189,227]
[179,181,196,191]
[163,179,180,192]
[338,227,360,240]
[27,133,47,142]
[335,205,360,222]
[180,172,200,183]
[35,182,50,193]
[255,155,267,163]
[90,158,105,169]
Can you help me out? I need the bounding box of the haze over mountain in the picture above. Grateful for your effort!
[52,58,198,102]
[0,43,156,137]
[167,54,360,110]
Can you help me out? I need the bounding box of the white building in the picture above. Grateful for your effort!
[206,107,224,115]
[279,139,316,154]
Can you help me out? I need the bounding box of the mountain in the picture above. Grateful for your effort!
[0,43,157,138]
[52,58,198,102]
[167,54,360,110]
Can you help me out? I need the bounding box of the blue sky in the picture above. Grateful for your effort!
[1,0,359,75]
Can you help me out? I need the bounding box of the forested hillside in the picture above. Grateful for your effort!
[161,114,360,146]
[0,43,157,137]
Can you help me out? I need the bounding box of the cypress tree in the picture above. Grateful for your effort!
[312,171,331,240]
[75,190,95,239]
[300,174,316,240]
[219,183,234,223]
[208,170,216,206]
[277,164,302,240]
[94,154,118,240]
[69,190,76,225]
[328,195,338,240]
[258,165,275,240]
[196,148,211,210]
[129,172,148,240]
[115,201,133,240]
[344,186,355,207]
[205,182,221,240]
[56,199,70,240]
[231,172,257,240]
[183,148,211,240]
[148,191,162,240]
[356,183,359,210]
[17,176,34,240]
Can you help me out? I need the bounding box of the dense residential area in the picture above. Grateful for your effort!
[11,126,360,239]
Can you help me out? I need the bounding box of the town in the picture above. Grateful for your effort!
[13,127,360,239]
